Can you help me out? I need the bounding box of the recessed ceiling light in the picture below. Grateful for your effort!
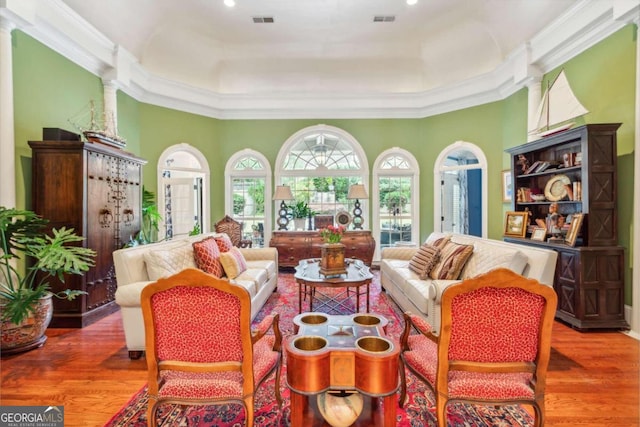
[407,0,418,5]
[224,0,235,7]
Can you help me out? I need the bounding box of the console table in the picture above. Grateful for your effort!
[270,230,375,267]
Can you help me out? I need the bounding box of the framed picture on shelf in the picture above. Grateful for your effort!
[565,213,584,247]
[531,227,547,241]
[503,211,528,238]
[501,170,512,202]
[314,215,334,230]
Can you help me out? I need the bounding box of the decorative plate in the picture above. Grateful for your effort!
[544,174,571,202]
[336,210,351,226]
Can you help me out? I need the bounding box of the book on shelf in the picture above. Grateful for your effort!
[524,161,541,175]
[535,161,551,173]
[572,181,582,201]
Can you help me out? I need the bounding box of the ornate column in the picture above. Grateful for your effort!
[102,79,118,137]
[0,18,16,208]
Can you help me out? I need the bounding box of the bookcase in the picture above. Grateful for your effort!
[504,123,628,330]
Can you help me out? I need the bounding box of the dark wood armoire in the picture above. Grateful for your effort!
[29,140,147,327]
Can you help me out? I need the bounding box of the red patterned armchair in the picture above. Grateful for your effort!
[399,268,557,427]
[141,268,282,426]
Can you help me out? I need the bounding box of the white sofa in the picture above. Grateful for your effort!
[113,232,279,359]
[380,232,558,334]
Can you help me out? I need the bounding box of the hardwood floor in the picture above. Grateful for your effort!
[1,296,638,426]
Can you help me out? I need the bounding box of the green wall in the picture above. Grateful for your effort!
[11,25,636,304]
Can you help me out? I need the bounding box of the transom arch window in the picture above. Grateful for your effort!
[224,149,272,248]
[157,143,210,239]
[433,141,488,238]
[373,148,420,261]
[275,125,369,231]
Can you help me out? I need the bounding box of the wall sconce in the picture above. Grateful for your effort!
[273,185,294,230]
[347,184,368,230]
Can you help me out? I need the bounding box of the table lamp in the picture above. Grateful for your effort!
[347,184,368,230]
[273,185,294,230]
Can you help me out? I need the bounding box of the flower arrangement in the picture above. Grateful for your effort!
[320,224,345,244]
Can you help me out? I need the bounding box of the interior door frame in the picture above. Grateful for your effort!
[433,141,488,238]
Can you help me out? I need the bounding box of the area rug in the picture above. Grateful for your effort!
[105,271,534,427]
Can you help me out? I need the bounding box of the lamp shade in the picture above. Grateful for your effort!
[347,184,368,200]
[273,185,294,201]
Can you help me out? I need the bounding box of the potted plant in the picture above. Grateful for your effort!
[127,187,162,246]
[0,207,96,354]
[289,201,313,231]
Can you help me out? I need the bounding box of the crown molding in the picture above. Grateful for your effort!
[2,0,637,120]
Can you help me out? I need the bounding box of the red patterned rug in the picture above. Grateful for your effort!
[104,271,534,426]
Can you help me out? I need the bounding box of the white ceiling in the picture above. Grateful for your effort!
[59,0,579,95]
[4,0,637,118]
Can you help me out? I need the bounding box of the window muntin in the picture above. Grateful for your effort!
[276,125,368,230]
[373,148,420,260]
[226,150,272,248]
[231,176,266,246]
[378,175,413,248]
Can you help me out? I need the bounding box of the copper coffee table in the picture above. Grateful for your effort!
[294,258,373,314]
[285,312,400,427]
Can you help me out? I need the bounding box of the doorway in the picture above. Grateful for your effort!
[433,141,487,237]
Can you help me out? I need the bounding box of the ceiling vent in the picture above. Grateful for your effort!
[373,15,395,22]
[253,16,275,23]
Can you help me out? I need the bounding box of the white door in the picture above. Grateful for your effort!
[162,178,200,237]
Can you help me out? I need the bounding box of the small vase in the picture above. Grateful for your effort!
[320,242,347,276]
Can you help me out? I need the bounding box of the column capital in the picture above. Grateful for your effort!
[101,77,120,91]
[0,16,17,33]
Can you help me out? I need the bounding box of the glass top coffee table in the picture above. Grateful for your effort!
[293,258,374,314]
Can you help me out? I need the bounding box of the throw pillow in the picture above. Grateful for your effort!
[144,241,197,281]
[408,244,441,279]
[219,246,248,279]
[461,247,528,280]
[429,240,474,280]
[426,234,451,250]
[214,234,234,253]
[192,237,224,278]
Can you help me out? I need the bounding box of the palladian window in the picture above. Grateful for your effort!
[275,125,369,231]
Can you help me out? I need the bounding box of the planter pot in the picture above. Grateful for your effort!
[320,243,347,276]
[293,218,306,231]
[1,294,53,355]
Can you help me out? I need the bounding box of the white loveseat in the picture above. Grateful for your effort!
[113,232,279,359]
[380,232,558,334]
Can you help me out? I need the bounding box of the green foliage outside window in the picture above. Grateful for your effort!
[233,193,246,215]
[247,181,265,215]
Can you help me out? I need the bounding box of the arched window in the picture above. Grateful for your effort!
[224,149,272,248]
[275,124,369,231]
[373,148,420,260]
[433,141,487,237]
[157,144,210,239]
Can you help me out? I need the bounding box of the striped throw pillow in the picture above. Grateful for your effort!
[429,240,474,280]
[408,244,441,279]
[219,247,248,279]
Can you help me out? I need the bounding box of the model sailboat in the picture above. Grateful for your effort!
[530,70,589,138]
[68,100,127,148]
